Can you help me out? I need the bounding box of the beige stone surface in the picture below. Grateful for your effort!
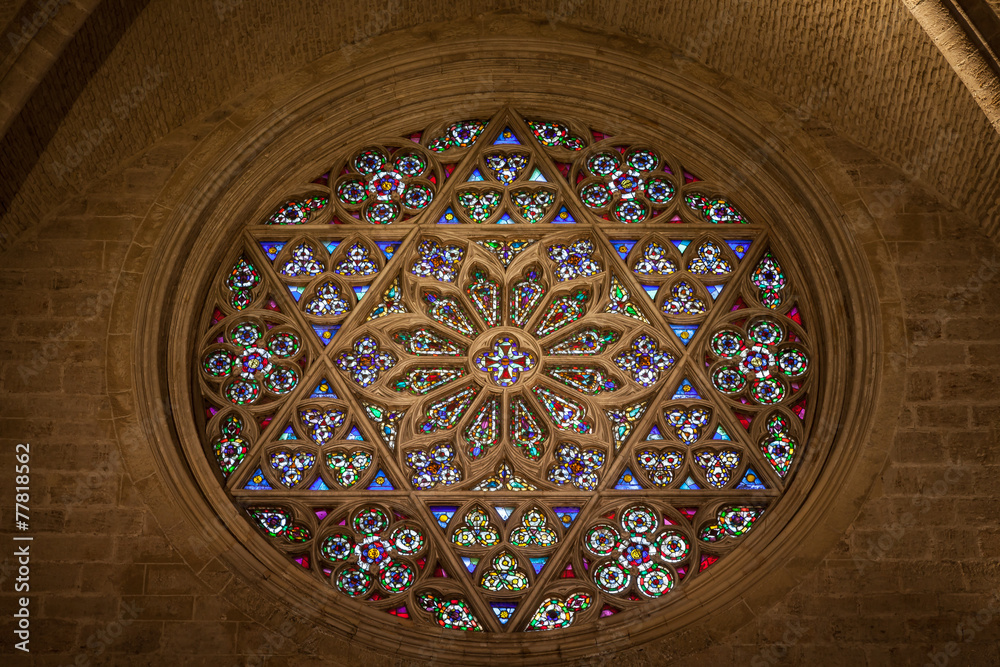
[1,2,1000,665]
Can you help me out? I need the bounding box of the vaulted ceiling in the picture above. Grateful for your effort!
[1,0,999,252]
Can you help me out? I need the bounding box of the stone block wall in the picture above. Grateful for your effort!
[1,9,999,667]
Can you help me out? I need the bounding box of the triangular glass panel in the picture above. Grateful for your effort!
[699,554,718,572]
[243,468,271,490]
[671,240,691,254]
[672,378,702,400]
[528,168,547,182]
[677,507,698,521]
[366,468,394,491]
[346,425,365,441]
[258,414,274,432]
[529,557,548,574]
[552,206,575,223]
[641,284,659,300]
[387,606,409,619]
[438,207,459,224]
[791,399,807,420]
[495,506,516,522]
[604,274,649,323]
[294,555,310,568]
[314,508,329,520]
[670,324,698,346]
[376,241,400,261]
[734,411,754,430]
[491,602,517,625]
[706,284,724,300]
[787,305,804,326]
[600,604,620,618]
[726,240,752,260]
[430,506,458,529]
[493,126,521,145]
[462,556,479,573]
[712,425,731,440]
[353,284,369,301]
[286,285,304,302]
[312,324,340,346]
[645,425,663,440]
[553,507,580,529]
[310,378,338,398]
[609,240,637,261]
[324,241,339,255]
[433,564,449,578]
[615,467,642,490]
[467,169,486,182]
[496,213,515,225]
[278,425,297,440]
[560,563,576,578]
[309,477,330,490]
[736,468,767,490]
[679,476,701,490]
[260,241,285,262]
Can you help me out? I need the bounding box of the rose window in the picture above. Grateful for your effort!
[194,110,815,633]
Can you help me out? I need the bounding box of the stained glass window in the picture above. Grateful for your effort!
[195,109,813,633]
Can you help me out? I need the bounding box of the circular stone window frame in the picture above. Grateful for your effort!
[125,28,897,665]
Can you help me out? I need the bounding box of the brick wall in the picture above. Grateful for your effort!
[1,13,1000,667]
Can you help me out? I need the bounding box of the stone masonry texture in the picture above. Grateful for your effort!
[1,2,1000,665]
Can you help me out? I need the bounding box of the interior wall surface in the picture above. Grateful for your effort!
[0,7,998,667]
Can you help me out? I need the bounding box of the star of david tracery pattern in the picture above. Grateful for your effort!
[192,109,817,633]
[474,336,536,387]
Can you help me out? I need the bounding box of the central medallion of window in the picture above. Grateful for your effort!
[193,108,814,633]
[474,336,537,387]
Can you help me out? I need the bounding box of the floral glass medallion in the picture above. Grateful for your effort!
[474,336,537,387]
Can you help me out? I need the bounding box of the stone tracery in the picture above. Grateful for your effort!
[194,108,815,633]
